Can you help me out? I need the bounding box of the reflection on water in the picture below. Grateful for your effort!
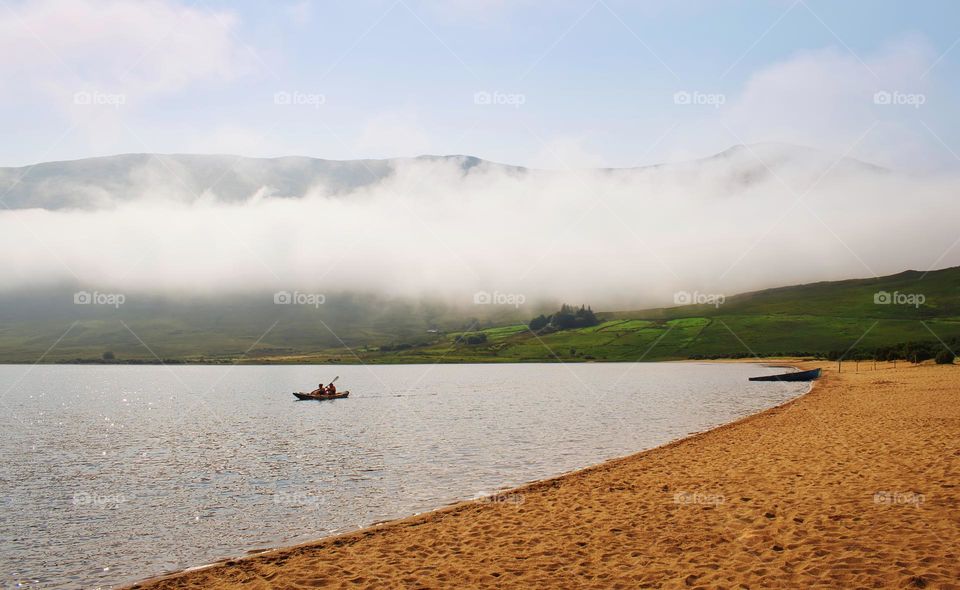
[0,362,805,589]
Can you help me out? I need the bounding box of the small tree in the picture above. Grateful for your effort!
[935,350,955,365]
[463,332,488,345]
[102,351,115,361]
[528,314,549,331]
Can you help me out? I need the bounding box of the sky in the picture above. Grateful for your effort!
[2,0,960,171]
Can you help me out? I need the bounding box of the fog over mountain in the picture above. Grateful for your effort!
[0,154,515,210]
[0,144,875,211]
[1,143,956,309]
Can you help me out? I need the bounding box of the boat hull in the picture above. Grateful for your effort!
[749,368,821,382]
[293,391,350,401]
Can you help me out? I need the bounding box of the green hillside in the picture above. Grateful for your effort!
[0,289,530,363]
[0,267,956,363]
[344,267,960,364]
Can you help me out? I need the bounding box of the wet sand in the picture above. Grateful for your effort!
[132,361,959,589]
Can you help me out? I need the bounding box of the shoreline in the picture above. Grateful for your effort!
[1,356,813,366]
[131,360,959,588]
[128,360,814,588]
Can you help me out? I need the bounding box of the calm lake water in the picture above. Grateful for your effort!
[0,363,806,589]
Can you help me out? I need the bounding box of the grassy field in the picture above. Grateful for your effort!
[259,267,960,364]
[0,267,956,363]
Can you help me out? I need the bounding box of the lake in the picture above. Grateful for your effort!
[0,362,806,589]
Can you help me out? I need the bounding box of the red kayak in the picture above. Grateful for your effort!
[292,390,350,401]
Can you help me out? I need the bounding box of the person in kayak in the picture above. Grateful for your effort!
[324,381,337,395]
[310,383,324,395]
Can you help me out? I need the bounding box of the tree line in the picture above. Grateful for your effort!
[528,304,599,333]
[688,337,957,365]
[826,337,957,365]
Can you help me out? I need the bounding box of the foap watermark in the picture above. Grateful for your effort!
[873,90,925,109]
[672,491,726,506]
[473,290,526,308]
[874,290,925,308]
[873,490,924,507]
[473,491,525,505]
[673,90,725,108]
[274,90,326,109]
[274,290,325,308]
[73,491,133,508]
[73,90,126,108]
[74,290,125,308]
[673,290,725,308]
[273,490,324,509]
[473,90,526,108]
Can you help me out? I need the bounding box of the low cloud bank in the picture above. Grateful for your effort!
[2,147,958,309]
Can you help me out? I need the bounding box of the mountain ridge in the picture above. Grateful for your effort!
[0,143,888,210]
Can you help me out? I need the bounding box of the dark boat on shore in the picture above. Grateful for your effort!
[749,368,821,382]
[293,391,350,401]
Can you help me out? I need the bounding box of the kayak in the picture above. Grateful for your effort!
[293,390,350,401]
[748,368,821,382]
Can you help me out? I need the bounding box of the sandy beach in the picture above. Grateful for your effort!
[131,361,959,589]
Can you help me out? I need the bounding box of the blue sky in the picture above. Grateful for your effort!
[3,0,960,169]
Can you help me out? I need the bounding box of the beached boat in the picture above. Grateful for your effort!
[748,368,821,382]
[292,391,350,401]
